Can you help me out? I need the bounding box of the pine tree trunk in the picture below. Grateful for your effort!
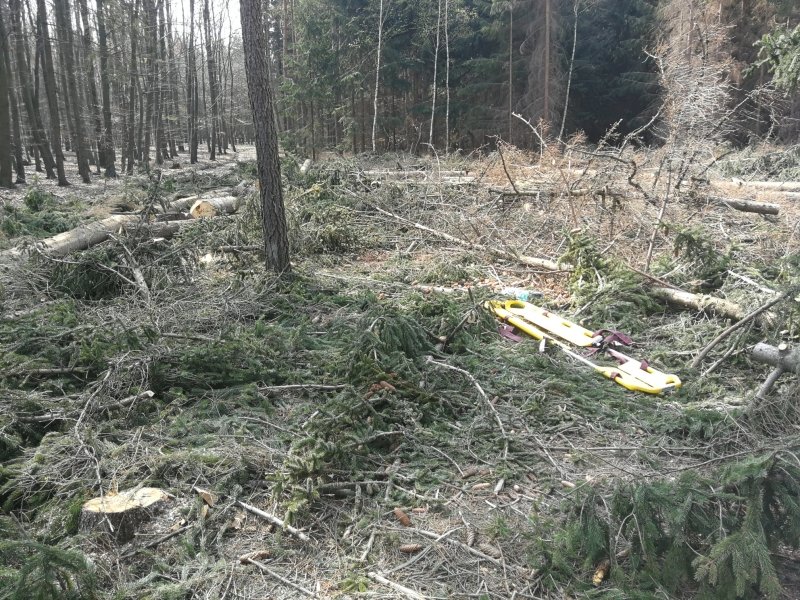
[142,0,156,166]
[0,6,13,187]
[429,0,441,149]
[154,0,166,164]
[7,57,26,183]
[9,0,57,179]
[165,0,182,155]
[203,0,220,160]
[77,0,104,169]
[371,0,384,152]
[240,0,291,272]
[36,0,69,185]
[53,0,92,183]
[96,0,116,176]
[188,0,199,163]
[543,0,551,125]
[126,0,138,174]
[228,46,237,152]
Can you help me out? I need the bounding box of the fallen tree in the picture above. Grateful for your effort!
[1,189,239,260]
[707,196,779,215]
[732,179,800,192]
[650,287,773,325]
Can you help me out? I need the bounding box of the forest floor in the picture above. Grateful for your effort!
[1,142,800,599]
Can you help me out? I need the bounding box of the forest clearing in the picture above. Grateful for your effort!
[2,139,800,598]
[2,0,800,598]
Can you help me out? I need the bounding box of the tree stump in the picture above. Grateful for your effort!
[80,487,169,543]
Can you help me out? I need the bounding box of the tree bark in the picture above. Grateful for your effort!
[9,0,57,179]
[707,196,779,215]
[650,287,771,325]
[752,343,800,375]
[188,0,199,163]
[36,0,69,185]
[7,55,26,183]
[240,0,291,272]
[203,0,220,160]
[96,0,116,176]
[77,0,104,169]
[53,0,92,183]
[126,0,139,174]
[0,7,12,188]
[143,0,158,167]
[371,0,384,152]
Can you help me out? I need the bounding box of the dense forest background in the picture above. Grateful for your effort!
[1,0,799,187]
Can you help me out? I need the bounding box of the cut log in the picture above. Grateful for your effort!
[708,196,779,215]
[651,287,763,324]
[189,196,239,218]
[752,343,800,374]
[732,179,800,192]
[0,218,191,260]
[80,487,169,543]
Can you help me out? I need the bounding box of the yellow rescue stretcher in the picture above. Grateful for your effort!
[486,300,682,395]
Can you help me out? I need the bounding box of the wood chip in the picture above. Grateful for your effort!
[193,486,217,507]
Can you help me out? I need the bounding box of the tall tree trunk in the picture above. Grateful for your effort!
[77,0,104,169]
[444,0,450,152]
[372,0,384,152]
[126,0,138,174]
[240,0,291,272]
[96,0,116,176]
[9,0,56,178]
[228,42,237,152]
[543,0,551,125]
[7,54,26,183]
[203,0,220,160]
[0,6,13,187]
[142,0,156,166]
[54,0,92,182]
[36,0,69,185]
[154,0,166,163]
[508,3,513,143]
[188,0,198,163]
[429,0,441,148]
[165,0,182,154]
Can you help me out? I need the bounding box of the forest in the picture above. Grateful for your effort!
[2,0,800,598]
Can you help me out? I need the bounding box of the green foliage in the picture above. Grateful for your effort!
[287,183,361,254]
[672,226,733,291]
[24,187,57,212]
[546,452,800,598]
[751,23,800,92]
[0,201,82,241]
[559,231,657,334]
[0,518,95,600]
[47,247,124,301]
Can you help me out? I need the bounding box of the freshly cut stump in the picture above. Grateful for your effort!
[80,487,169,543]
